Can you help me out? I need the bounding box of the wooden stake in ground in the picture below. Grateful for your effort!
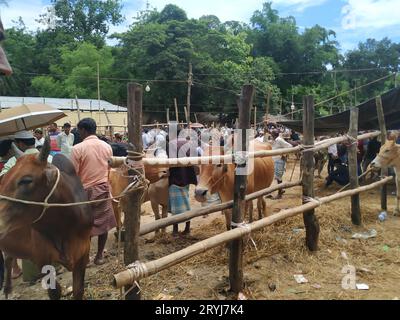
[75,96,81,121]
[376,96,388,211]
[301,95,320,251]
[348,108,361,225]
[124,83,145,300]
[229,85,254,294]
[166,108,170,123]
[187,62,193,127]
[174,98,179,122]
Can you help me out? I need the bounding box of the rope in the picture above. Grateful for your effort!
[126,261,149,282]
[303,196,322,207]
[231,221,258,251]
[233,151,249,166]
[32,168,61,224]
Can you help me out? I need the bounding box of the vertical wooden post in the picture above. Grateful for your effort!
[253,106,257,128]
[348,108,361,225]
[376,96,387,210]
[264,91,270,143]
[302,96,320,251]
[174,98,179,122]
[194,113,198,123]
[229,85,254,294]
[124,83,144,300]
[166,108,170,123]
[187,62,193,126]
[75,96,81,121]
[184,106,189,125]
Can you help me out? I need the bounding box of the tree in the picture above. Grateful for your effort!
[39,0,124,47]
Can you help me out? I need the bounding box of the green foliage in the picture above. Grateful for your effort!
[1,1,399,120]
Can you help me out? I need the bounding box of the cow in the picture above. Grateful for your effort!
[109,150,169,235]
[0,139,93,299]
[194,140,275,230]
[370,138,400,215]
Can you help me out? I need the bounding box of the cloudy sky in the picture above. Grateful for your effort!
[1,0,400,52]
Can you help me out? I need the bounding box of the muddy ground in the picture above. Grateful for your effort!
[4,158,400,300]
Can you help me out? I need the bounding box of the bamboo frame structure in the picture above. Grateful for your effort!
[113,177,392,288]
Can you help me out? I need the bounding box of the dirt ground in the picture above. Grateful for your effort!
[4,157,400,300]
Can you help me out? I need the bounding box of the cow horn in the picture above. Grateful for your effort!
[11,142,24,159]
[38,136,51,163]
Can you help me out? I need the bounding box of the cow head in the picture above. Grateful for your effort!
[370,139,399,169]
[0,18,12,76]
[0,138,58,235]
[194,146,230,203]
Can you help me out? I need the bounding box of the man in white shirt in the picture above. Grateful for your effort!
[34,128,45,149]
[56,123,74,157]
[327,142,338,174]
[271,130,294,199]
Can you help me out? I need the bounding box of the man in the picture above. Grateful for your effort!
[325,159,349,187]
[34,128,45,149]
[167,133,197,235]
[0,131,52,176]
[327,142,338,174]
[48,122,61,156]
[71,127,82,145]
[56,123,74,157]
[362,136,381,173]
[270,129,294,199]
[70,118,115,265]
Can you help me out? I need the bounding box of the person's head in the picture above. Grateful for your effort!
[114,133,122,142]
[0,18,12,76]
[48,123,58,133]
[34,128,43,140]
[63,123,71,135]
[0,137,13,159]
[77,118,97,140]
[14,131,35,152]
[271,129,280,140]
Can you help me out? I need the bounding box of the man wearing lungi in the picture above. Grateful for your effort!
[168,135,197,235]
[271,130,294,199]
[71,118,116,265]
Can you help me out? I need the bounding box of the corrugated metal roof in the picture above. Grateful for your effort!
[0,96,126,112]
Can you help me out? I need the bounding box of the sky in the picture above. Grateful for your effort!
[1,0,400,52]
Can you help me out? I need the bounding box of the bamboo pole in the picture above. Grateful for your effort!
[187,63,193,127]
[108,131,381,169]
[166,108,170,123]
[174,98,179,122]
[124,83,145,300]
[140,181,301,236]
[229,85,253,294]
[376,96,388,211]
[113,177,392,288]
[348,108,361,225]
[302,96,320,251]
[75,96,81,121]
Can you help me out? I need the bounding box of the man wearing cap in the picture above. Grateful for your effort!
[0,131,53,176]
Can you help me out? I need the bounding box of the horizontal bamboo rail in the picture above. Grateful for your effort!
[140,180,302,236]
[113,176,392,288]
[108,131,381,169]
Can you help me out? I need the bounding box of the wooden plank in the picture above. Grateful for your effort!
[301,95,320,251]
[348,108,361,225]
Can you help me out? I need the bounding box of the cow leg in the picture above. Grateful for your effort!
[257,197,267,219]
[71,255,88,300]
[151,201,161,235]
[223,209,232,231]
[3,254,13,299]
[247,201,253,223]
[161,205,168,233]
[47,280,62,300]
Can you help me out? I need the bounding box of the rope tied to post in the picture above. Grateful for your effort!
[299,144,315,153]
[233,151,249,166]
[126,260,149,283]
[230,221,258,251]
[303,196,322,207]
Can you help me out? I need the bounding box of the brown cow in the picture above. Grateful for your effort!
[0,139,93,299]
[109,152,169,235]
[194,140,275,229]
[370,139,400,215]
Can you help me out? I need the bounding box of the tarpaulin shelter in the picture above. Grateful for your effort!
[277,87,400,136]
